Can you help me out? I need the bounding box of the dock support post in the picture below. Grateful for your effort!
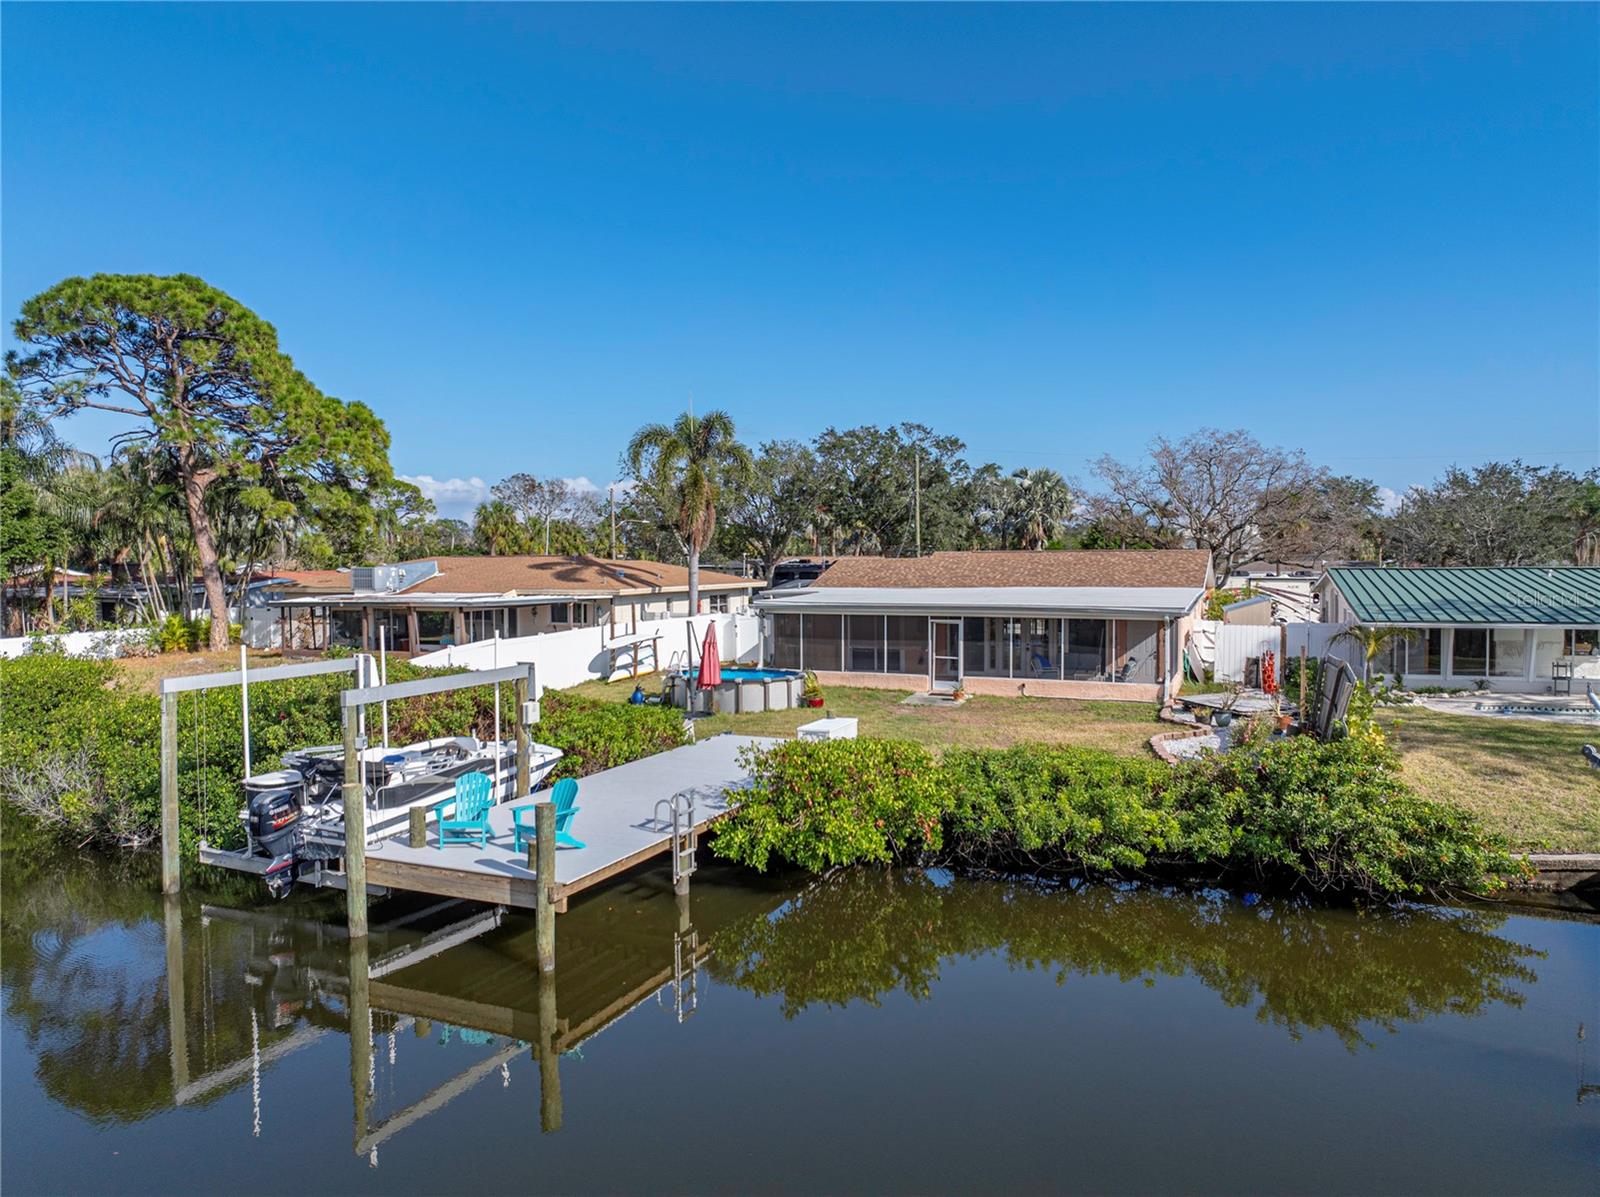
[348,932,372,1155]
[535,802,556,973]
[160,690,180,894]
[343,704,368,940]
[514,673,531,799]
[163,893,190,1098]
[536,970,562,1133]
[408,807,426,849]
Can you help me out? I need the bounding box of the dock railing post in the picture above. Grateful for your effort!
[536,970,562,1133]
[535,801,556,973]
[343,703,369,939]
[160,690,181,894]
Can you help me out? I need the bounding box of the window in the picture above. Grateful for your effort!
[1015,619,1062,679]
[962,617,1010,677]
[885,616,929,675]
[1489,629,1528,678]
[708,594,730,614]
[464,608,512,642]
[846,615,884,672]
[770,615,801,669]
[1065,619,1109,680]
[801,614,842,671]
[1565,629,1600,656]
[545,602,591,627]
[1406,628,1442,676]
[1451,628,1488,677]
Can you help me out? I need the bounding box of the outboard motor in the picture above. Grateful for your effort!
[244,770,305,899]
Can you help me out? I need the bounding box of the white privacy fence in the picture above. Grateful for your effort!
[410,613,763,694]
[1210,621,1361,683]
[0,627,153,660]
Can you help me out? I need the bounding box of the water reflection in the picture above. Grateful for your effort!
[706,870,1545,1049]
[0,830,795,1153]
[0,829,1564,1178]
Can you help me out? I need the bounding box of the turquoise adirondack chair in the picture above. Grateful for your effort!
[430,771,494,849]
[511,777,586,852]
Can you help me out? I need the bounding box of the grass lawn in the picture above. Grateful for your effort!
[1375,708,1600,854]
[113,648,293,693]
[566,678,1165,755]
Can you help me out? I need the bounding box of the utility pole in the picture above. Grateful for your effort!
[913,451,922,557]
[609,485,617,559]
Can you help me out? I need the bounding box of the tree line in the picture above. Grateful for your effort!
[5,273,1596,642]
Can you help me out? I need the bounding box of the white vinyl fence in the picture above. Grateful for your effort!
[1210,621,1361,683]
[410,613,763,695]
[0,627,153,660]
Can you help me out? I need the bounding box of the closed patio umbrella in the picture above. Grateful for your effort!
[696,623,721,689]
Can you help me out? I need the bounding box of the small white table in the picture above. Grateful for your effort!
[796,716,858,741]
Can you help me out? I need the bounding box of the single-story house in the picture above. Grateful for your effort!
[754,549,1214,703]
[1316,565,1600,691]
[264,555,758,654]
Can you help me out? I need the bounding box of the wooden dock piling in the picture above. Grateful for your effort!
[343,706,368,939]
[409,807,426,849]
[535,802,556,972]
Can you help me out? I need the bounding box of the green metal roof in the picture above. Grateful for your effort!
[1324,566,1600,626]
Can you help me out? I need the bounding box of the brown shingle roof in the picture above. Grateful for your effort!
[811,550,1212,590]
[277,556,754,597]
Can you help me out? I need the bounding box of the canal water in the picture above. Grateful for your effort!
[3,829,1596,1195]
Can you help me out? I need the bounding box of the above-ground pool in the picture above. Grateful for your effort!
[668,667,805,714]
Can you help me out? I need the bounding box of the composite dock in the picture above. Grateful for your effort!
[359,734,779,911]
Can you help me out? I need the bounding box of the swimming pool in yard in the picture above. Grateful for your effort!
[668,667,805,713]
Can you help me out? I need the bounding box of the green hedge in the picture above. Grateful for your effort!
[713,728,1528,900]
[0,656,687,855]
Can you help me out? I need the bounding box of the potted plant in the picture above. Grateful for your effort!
[801,670,825,708]
[952,683,968,703]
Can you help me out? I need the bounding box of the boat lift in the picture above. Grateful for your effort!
[158,654,549,950]
[158,652,375,896]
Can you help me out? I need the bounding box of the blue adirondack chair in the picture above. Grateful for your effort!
[430,771,494,849]
[511,777,586,852]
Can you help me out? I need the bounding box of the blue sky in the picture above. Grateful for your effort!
[4,3,1596,518]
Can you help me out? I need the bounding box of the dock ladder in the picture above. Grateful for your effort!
[653,790,699,894]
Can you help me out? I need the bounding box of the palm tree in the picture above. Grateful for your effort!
[625,409,753,616]
[472,499,529,556]
[1006,468,1074,550]
[1331,624,1418,682]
